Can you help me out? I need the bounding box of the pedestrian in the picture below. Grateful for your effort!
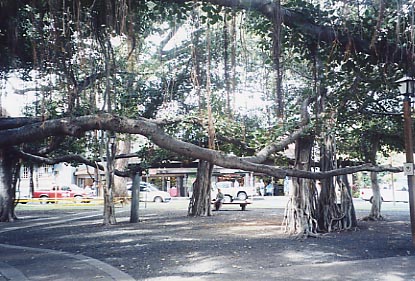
[214,188,224,211]
[265,182,273,196]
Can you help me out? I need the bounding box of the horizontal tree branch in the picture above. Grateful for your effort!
[0,113,403,179]
[0,117,42,129]
[245,97,312,163]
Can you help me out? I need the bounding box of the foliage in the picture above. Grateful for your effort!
[2,0,415,175]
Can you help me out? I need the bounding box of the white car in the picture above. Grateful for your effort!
[128,182,171,203]
[212,181,256,202]
[360,186,409,203]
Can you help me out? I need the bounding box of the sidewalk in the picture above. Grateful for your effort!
[0,244,135,281]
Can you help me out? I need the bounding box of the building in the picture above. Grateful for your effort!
[15,163,76,198]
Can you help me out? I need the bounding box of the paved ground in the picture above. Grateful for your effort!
[1,197,415,280]
[0,244,134,281]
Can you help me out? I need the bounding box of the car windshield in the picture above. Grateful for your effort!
[129,182,162,191]
[146,185,160,191]
[215,182,233,189]
[136,183,161,192]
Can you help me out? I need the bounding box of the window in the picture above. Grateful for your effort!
[22,166,30,179]
[38,165,53,178]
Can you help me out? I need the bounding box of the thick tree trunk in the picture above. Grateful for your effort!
[283,136,318,236]
[318,134,344,232]
[188,160,213,217]
[368,171,382,219]
[318,136,357,231]
[103,176,117,225]
[0,149,16,222]
[113,135,131,197]
[364,137,383,220]
[103,137,117,225]
[11,162,21,220]
[187,16,215,217]
[337,172,358,228]
[29,164,34,196]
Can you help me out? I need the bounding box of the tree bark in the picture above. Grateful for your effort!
[337,168,358,228]
[187,16,216,217]
[113,135,131,197]
[365,137,383,220]
[10,161,21,220]
[368,171,382,219]
[29,164,34,198]
[0,114,401,179]
[283,135,318,236]
[0,149,16,222]
[103,135,117,225]
[188,160,213,217]
[318,134,345,232]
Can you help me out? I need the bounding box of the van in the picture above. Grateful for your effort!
[211,181,256,202]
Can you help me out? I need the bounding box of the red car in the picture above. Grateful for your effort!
[33,185,91,203]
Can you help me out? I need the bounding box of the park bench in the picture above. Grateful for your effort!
[212,200,252,211]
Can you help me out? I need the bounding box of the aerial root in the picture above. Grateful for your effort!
[361,215,384,221]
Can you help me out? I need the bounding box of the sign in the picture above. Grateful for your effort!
[404,163,414,176]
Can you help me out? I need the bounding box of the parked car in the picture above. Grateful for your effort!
[127,182,171,203]
[211,181,256,202]
[33,184,91,203]
[360,186,409,203]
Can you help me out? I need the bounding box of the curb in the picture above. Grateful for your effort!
[0,244,135,281]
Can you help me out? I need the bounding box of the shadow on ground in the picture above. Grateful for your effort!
[1,206,413,280]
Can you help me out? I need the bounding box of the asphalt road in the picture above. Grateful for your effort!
[14,195,411,214]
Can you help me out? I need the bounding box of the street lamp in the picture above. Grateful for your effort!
[397,76,415,97]
[397,76,415,247]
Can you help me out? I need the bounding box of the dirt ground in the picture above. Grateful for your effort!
[1,202,414,280]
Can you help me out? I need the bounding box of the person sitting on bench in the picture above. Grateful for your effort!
[214,188,224,211]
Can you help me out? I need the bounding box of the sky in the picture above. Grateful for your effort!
[0,26,269,118]
[1,74,36,117]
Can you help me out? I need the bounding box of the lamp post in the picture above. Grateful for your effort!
[397,76,415,247]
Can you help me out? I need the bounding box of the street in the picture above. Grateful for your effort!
[14,195,411,215]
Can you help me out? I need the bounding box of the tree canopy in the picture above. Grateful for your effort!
[0,0,413,227]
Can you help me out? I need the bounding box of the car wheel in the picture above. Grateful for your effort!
[237,192,247,201]
[224,195,232,203]
[40,195,49,204]
[74,195,83,203]
[154,196,163,203]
